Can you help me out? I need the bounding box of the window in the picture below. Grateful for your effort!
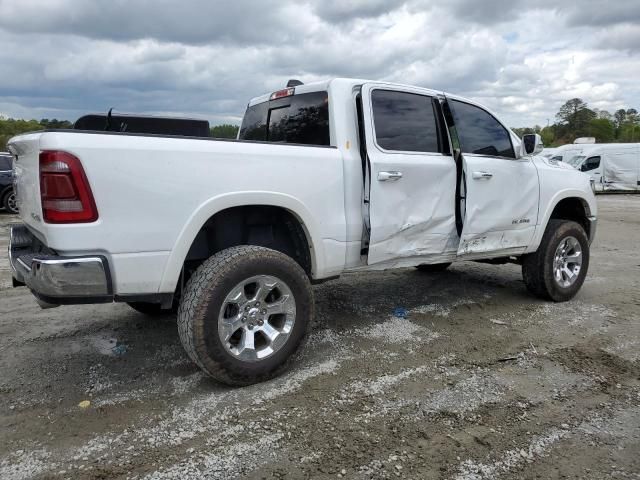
[371,90,440,153]
[581,156,601,172]
[0,155,12,171]
[450,100,515,158]
[565,155,585,167]
[238,91,330,146]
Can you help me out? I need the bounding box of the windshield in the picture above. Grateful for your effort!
[565,155,585,167]
[239,91,330,146]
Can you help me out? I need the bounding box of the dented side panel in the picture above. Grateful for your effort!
[458,154,539,256]
[367,153,458,264]
[602,147,640,191]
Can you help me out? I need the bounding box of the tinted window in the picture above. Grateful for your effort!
[239,101,268,141]
[450,100,514,158]
[239,91,330,146]
[581,156,601,172]
[0,155,12,171]
[371,90,439,152]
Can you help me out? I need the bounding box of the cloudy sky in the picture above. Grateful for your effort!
[0,0,639,127]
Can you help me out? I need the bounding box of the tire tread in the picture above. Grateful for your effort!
[177,245,313,386]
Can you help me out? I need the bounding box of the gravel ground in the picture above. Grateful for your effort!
[0,195,639,480]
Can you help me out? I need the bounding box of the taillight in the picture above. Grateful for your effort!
[269,87,295,100]
[39,151,98,223]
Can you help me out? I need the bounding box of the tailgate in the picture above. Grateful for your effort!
[8,132,44,235]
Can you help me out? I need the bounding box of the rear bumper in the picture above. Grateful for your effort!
[9,224,113,305]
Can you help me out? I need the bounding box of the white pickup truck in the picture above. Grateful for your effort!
[8,78,597,385]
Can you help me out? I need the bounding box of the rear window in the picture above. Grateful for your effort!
[0,155,12,171]
[239,91,330,146]
[371,90,440,153]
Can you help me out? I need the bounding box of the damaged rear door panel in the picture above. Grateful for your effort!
[360,83,458,266]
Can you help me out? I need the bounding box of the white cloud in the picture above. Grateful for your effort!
[0,0,638,127]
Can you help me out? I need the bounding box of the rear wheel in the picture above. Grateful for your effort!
[3,190,18,214]
[177,245,313,386]
[522,220,589,302]
[415,262,452,273]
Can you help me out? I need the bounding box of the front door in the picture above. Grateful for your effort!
[446,98,539,257]
[580,155,602,189]
[361,83,458,266]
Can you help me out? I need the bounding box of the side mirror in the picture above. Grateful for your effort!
[523,133,543,156]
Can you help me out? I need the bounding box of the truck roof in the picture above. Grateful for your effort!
[247,78,445,106]
[246,78,508,131]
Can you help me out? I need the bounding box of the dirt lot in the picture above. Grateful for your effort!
[0,195,639,480]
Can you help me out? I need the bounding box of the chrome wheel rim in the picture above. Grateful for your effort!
[218,275,296,362]
[553,236,583,288]
[6,192,17,213]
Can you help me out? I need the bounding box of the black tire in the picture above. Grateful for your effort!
[177,245,313,386]
[127,302,175,316]
[522,219,590,302]
[3,189,18,214]
[415,262,452,273]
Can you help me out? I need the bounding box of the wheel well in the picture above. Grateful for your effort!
[183,205,312,276]
[549,197,591,237]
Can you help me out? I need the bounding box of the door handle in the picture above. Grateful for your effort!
[472,171,493,180]
[378,171,403,181]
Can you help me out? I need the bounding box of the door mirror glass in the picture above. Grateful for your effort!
[523,133,544,155]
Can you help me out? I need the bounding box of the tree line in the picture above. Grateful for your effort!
[0,117,239,151]
[0,118,74,151]
[512,98,640,147]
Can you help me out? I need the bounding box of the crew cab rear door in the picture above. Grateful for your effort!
[360,83,458,266]
[447,98,539,257]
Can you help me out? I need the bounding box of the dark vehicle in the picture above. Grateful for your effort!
[0,152,17,214]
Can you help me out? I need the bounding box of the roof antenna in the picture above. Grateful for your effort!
[105,108,114,131]
[286,79,303,87]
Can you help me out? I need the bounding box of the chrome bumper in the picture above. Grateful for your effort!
[9,224,112,305]
[587,216,597,245]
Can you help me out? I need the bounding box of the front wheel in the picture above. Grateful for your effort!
[177,245,313,386]
[522,219,590,302]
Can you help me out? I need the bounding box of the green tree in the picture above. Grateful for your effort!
[210,124,239,139]
[555,98,596,139]
[596,109,613,121]
[0,117,46,150]
[540,126,555,146]
[587,118,615,143]
[618,123,640,142]
[614,109,627,128]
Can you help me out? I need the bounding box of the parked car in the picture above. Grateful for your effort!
[0,152,18,214]
[8,78,597,385]
[565,143,640,192]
